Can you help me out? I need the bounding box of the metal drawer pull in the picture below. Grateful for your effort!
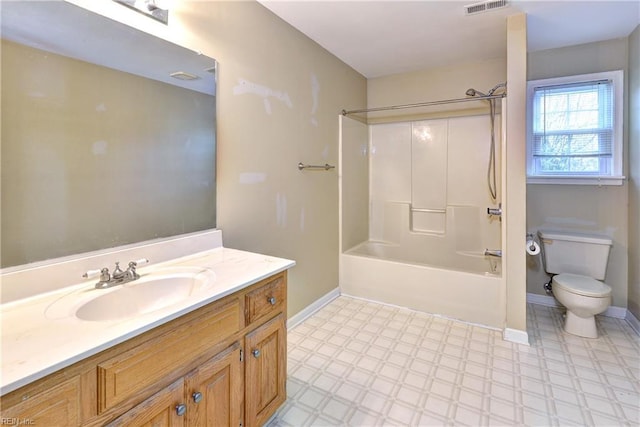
[192,391,203,403]
[176,404,187,416]
[267,296,276,305]
[252,349,261,358]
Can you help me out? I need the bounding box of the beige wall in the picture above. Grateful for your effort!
[526,38,630,307]
[629,25,640,319]
[67,0,367,318]
[368,57,506,112]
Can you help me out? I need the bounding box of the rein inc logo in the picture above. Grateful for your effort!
[1,418,35,425]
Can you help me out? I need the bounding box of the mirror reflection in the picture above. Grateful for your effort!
[1,1,217,268]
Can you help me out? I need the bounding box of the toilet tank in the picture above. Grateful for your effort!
[538,230,612,280]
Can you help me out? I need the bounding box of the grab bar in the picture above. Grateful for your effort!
[298,162,335,171]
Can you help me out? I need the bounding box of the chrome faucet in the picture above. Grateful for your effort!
[84,258,149,289]
[484,249,502,258]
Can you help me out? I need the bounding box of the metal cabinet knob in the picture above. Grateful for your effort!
[176,404,187,416]
[267,296,276,305]
[252,349,261,358]
[192,391,203,404]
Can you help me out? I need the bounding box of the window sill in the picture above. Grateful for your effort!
[527,176,626,186]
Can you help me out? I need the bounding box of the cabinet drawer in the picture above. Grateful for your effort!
[1,376,81,426]
[245,274,286,325]
[105,378,185,427]
[97,298,240,413]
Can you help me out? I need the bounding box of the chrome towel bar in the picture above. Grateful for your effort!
[298,162,335,171]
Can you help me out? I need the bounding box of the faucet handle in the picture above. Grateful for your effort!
[126,258,148,280]
[83,267,110,281]
[127,258,149,271]
[83,269,102,279]
[113,262,124,275]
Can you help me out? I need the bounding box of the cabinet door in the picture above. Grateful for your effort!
[1,377,81,426]
[244,313,286,427]
[184,342,243,427]
[106,378,185,427]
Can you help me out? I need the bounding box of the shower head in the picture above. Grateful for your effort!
[488,82,507,96]
[465,88,487,97]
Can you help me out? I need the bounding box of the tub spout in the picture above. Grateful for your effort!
[484,249,502,258]
[487,205,502,217]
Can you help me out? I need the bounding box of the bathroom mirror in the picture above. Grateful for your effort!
[1,1,217,268]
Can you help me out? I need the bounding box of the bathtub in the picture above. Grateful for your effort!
[340,241,505,328]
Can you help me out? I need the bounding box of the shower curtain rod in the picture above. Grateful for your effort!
[341,93,506,116]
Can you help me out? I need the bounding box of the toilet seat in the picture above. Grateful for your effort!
[553,273,611,297]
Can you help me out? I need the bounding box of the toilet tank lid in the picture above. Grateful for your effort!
[538,230,612,246]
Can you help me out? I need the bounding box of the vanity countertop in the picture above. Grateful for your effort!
[0,247,295,396]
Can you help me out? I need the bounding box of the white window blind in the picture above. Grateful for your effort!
[532,79,613,175]
[527,70,624,185]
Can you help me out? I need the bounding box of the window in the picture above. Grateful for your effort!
[527,70,624,185]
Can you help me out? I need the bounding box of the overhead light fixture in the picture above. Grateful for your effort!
[113,0,171,24]
[145,0,172,11]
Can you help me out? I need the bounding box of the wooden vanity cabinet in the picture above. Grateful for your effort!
[0,376,83,425]
[0,271,288,427]
[108,343,243,427]
[184,342,243,427]
[106,378,186,427]
[245,314,286,427]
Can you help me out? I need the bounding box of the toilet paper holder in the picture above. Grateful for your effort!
[526,233,541,255]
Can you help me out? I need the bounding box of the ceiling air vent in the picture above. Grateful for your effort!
[464,0,509,15]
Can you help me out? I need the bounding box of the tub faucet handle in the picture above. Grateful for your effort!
[484,249,502,258]
[487,203,502,217]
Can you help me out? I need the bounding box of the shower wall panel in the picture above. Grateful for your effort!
[369,122,411,241]
[340,116,370,251]
[447,115,501,206]
[410,119,448,210]
[368,114,501,254]
[410,120,448,233]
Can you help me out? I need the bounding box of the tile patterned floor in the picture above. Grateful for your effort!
[267,296,640,427]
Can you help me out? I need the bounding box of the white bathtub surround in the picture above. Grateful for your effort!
[346,236,500,276]
[340,252,504,329]
[368,116,502,251]
[0,243,295,395]
[340,110,507,334]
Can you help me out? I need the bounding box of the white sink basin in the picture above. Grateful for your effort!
[45,267,216,322]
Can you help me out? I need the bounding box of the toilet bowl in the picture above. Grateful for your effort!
[538,229,613,339]
[552,273,611,338]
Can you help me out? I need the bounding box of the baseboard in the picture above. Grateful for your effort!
[526,292,627,319]
[503,328,530,346]
[604,305,628,319]
[287,287,340,330]
[526,293,561,307]
[626,310,640,336]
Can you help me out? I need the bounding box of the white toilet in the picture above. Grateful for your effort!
[538,230,613,338]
